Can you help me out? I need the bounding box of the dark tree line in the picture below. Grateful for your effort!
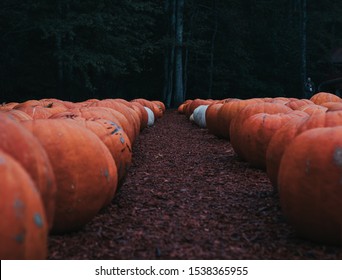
[1,0,342,106]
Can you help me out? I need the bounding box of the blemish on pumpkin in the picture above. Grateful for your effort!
[120,136,125,144]
[33,213,44,228]
[262,114,267,125]
[111,127,120,135]
[14,199,24,218]
[0,156,5,164]
[109,121,122,130]
[15,232,25,243]
[102,168,110,182]
[333,147,342,167]
[305,159,310,174]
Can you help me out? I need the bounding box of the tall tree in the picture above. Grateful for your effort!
[162,0,184,107]
[162,0,176,107]
[173,0,185,106]
[301,0,308,98]
[208,0,218,99]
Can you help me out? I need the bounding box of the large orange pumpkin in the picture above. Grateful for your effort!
[13,100,41,109]
[230,102,292,160]
[177,100,192,114]
[183,98,212,118]
[73,118,132,190]
[13,100,67,119]
[267,110,342,190]
[278,126,342,245]
[22,119,118,233]
[3,109,33,121]
[205,103,224,137]
[285,99,314,110]
[152,100,166,113]
[300,110,342,131]
[213,99,255,139]
[0,150,48,259]
[0,113,56,228]
[130,98,163,119]
[237,112,297,169]
[321,101,342,112]
[0,102,19,111]
[265,112,309,188]
[15,105,54,119]
[130,101,149,130]
[310,91,342,105]
[268,97,290,104]
[55,106,136,145]
[297,104,328,115]
[90,100,139,142]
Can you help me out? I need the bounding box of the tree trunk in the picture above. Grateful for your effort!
[208,0,218,99]
[162,0,175,108]
[56,1,64,98]
[301,0,308,98]
[173,0,184,107]
[184,7,197,101]
[162,0,170,105]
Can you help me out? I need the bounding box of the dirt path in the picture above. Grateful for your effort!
[48,110,342,259]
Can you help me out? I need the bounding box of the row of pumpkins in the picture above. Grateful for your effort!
[178,92,342,246]
[0,97,166,259]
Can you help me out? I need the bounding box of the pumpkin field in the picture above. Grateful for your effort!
[1,94,342,259]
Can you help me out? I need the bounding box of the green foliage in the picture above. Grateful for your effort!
[0,0,162,101]
[0,0,341,102]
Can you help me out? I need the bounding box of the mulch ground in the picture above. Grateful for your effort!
[48,109,342,260]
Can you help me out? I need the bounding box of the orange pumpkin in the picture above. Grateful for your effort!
[177,100,192,114]
[49,113,132,182]
[184,98,212,118]
[230,102,292,160]
[321,101,342,112]
[278,126,342,245]
[13,100,41,109]
[215,98,263,140]
[3,109,33,121]
[285,99,314,110]
[205,103,224,137]
[38,98,68,110]
[55,106,136,145]
[0,150,48,259]
[130,101,149,130]
[13,100,67,119]
[113,98,135,109]
[73,118,132,191]
[15,105,54,119]
[266,112,309,188]
[310,91,342,105]
[237,112,297,169]
[297,104,328,115]
[90,99,139,141]
[0,113,56,228]
[152,100,166,113]
[22,119,118,233]
[267,110,342,190]
[300,110,342,131]
[268,97,290,104]
[0,102,19,111]
[131,98,163,119]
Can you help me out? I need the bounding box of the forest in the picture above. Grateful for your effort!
[1,0,342,107]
